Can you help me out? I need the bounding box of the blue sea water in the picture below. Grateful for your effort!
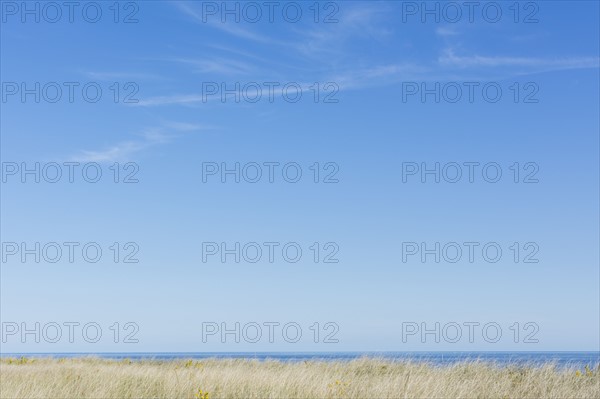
[2,352,598,369]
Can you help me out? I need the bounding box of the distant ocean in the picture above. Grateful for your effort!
[2,352,599,368]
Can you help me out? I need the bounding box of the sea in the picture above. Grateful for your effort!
[2,352,599,369]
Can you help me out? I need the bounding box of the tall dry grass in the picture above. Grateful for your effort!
[1,357,598,399]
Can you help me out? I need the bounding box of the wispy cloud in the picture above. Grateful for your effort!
[159,1,403,99]
[168,57,257,76]
[132,84,317,107]
[132,62,432,107]
[173,1,391,62]
[71,140,150,163]
[204,43,311,73]
[133,94,206,107]
[152,2,600,108]
[435,26,460,37]
[439,49,600,70]
[70,123,213,163]
[331,63,430,90]
[173,1,281,45]
[293,3,392,60]
[82,71,161,80]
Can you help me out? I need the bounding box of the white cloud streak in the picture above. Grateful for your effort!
[70,123,213,163]
[440,49,600,70]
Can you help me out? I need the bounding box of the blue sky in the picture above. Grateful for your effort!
[1,1,599,352]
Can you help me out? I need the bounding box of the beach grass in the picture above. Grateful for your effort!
[1,357,599,399]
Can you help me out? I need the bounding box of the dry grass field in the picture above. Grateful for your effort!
[1,357,598,399]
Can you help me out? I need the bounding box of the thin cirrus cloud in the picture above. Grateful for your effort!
[130,66,427,107]
[132,94,206,107]
[329,63,431,90]
[131,4,422,106]
[134,4,599,108]
[173,0,388,59]
[292,4,393,59]
[169,57,258,76]
[173,1,282,46]
[435,26,461,37]
[439,49,600,71]
[132,82,324,107]
[69,123,214,163]
[82,71,162,81]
